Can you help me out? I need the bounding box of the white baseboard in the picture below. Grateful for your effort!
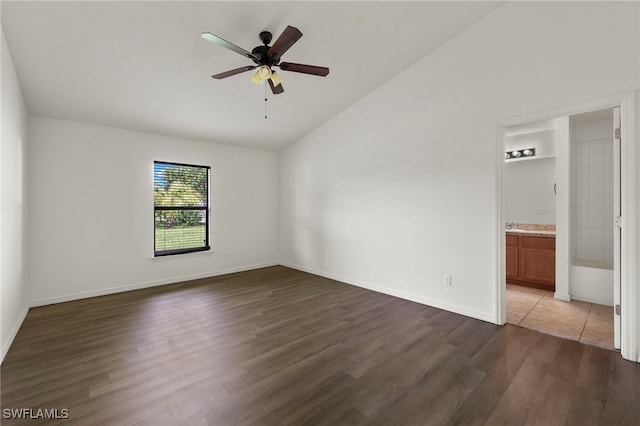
[1,303,29,363]
[280,261,497,324]
[29,261,279,308]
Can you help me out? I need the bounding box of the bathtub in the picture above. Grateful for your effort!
[570,260,614,306]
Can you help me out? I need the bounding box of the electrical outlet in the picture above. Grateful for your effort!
[444,274,452,286]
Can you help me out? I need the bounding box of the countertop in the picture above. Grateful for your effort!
[506,229,556,236]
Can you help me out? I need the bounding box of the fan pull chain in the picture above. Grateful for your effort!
[264,83,268,119]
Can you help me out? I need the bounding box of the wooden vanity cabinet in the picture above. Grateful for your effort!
[506,233,555,291]
[506,234,519,280]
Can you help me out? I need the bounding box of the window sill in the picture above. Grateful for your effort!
[151,249,214,262]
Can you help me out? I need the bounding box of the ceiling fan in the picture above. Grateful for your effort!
[201,25,329,95]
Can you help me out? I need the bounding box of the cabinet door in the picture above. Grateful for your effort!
[519,236,555,284]
[506,235,519,280]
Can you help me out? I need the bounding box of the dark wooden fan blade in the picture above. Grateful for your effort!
[268,26,303,61]
[212,66,256,79]
[202,32,258,61]
[268,78,284,95]
[279,62,329,77]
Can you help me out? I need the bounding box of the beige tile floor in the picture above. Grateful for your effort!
[506,284,615,350]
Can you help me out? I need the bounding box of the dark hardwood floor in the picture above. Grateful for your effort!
[2,266,639,425]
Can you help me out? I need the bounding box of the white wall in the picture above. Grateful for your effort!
[28,117,279,304]
[279,2,640,323]
[504,157,556,225]
[1,29,30,361]
[504,128,557,226]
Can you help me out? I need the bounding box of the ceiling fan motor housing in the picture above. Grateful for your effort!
[251,44,279,66]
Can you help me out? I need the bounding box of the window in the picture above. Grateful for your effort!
[154,161,210,256]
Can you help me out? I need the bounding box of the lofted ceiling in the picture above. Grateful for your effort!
[2,1,502,151]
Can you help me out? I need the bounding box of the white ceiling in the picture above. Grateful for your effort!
[2,1,502,151]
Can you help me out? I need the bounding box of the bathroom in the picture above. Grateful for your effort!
[503,108,617,350]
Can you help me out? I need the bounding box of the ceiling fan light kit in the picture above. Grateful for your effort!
[270,71,282,87]
[201,25,329,96]
[251,65,279,87]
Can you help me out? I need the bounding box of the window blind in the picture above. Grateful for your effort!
[153,161,210,256]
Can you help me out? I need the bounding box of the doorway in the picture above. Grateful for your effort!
[502,115,615,350]
[496,92,638,362]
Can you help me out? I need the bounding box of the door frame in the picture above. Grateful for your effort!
[495,91,637,362]
[613,106,622,350]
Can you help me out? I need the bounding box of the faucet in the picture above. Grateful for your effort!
[506,220,517,230]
